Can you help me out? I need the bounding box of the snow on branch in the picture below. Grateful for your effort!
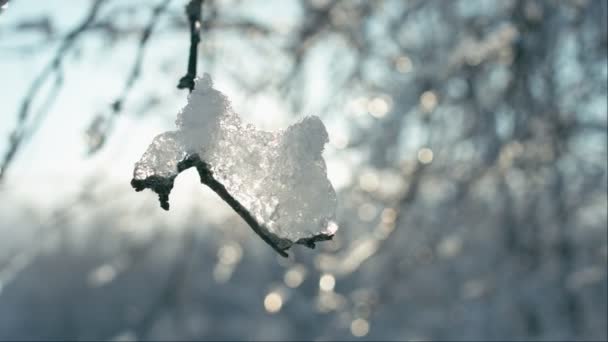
[131,75,338,256]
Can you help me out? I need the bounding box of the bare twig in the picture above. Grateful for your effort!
[177,0,203,92]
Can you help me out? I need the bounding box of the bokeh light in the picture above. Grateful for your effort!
[319,273,336,292]
[417,147,434,164]
[264,292,283,314]
[350,318,370,337]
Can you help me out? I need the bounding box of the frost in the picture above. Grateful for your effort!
[131,74,337,256]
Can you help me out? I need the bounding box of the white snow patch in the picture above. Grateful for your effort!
[133,74,338,243]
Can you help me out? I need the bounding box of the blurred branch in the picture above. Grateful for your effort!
[0,0,105,182]
[113,0,173,112]
[86,0,173,154]
[0,0,7,15]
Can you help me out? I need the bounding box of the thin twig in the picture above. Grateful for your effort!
[130,155,291,257]
[131,154,333,257]
[177,0,203,92]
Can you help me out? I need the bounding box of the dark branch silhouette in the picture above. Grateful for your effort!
[177,0,203,92]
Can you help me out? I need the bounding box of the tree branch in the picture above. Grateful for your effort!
[130,154,333,257]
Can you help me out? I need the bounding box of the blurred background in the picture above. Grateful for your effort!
[0,0,606,340]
